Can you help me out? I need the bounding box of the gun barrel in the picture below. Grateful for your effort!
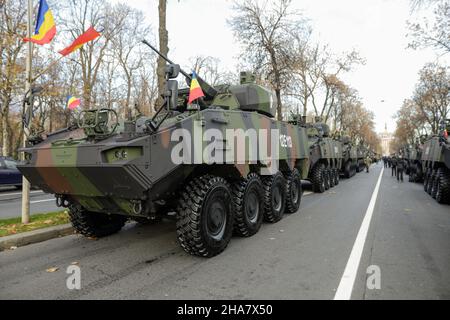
[142,39,191,80]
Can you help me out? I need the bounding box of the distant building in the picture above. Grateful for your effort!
[379,123,393,156]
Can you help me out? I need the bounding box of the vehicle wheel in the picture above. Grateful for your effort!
[262,172,286,223]
[68,204,127,238]
[176,175,234,257]
[431,171,439,199]
[311,163,326,193]
[435,168,450,204]
[232,173,264,237]
[285,169,302,214]
[344,162,351,179]
[334,169,340,185]
[324,168,331,190]
[424,169,430,192]
[329,168,336,188]
[427,170,435,195]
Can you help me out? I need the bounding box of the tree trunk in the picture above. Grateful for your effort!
[2,105,10,157]
[157,0,169,107]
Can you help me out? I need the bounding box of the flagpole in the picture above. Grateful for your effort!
[22,0,33,224]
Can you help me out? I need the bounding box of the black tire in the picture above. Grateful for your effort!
[232,173,264,237]
[324,168,331,190]
[285,169,302,214]
[68,204,127,238]
[431,170,439,199]
[436,168,450,204]
[311,163,326,193]
[427,170,435,195]
[344,161,351,179]
[176,175,234,257]
[424,169,430,192]
[262,172,286,223]
[329,168,336,188]
[334,168,340,185]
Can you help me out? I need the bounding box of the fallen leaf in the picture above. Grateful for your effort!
[46,267,59,273]
[71,261,79,265]
[9,246,17,250]
[269,237,276,240]
[279,230,285,233]
[404,208,412,212]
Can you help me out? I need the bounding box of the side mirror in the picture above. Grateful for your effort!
[164,80,179,110]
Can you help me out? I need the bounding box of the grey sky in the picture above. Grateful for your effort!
[113,0,449,133]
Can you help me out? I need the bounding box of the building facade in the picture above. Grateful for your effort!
[379,124,394,156]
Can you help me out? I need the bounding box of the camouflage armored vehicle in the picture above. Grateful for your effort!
[422,120,450,204]
[17,42,311,257]
[356,145,366,172]
[338,135,357,178]
[305,120,342,193]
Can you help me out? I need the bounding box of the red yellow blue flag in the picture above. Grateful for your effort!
[188,71,205,104]
[23,0,56,45]
[58,26,101,56]
[66,96,81,110]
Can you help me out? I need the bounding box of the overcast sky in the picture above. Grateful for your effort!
[113,0,449,133]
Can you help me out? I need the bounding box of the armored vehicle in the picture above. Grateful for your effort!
[305,121,342,193]
[356,145,366,172]
[338,135,357,178]
[404,140,424,183]
[17,42,311,257]
[422,120,450,204]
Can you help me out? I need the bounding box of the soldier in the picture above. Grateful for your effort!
[396,157,405,182]
[364,156,372,173]
[391,155,397,177]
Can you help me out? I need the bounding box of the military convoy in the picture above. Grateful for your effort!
[338,135,357,178]
[304,121,342,193]
[17,43,378,257]
[422,120,450,204]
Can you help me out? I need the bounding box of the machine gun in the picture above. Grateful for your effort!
[141,40,218,132]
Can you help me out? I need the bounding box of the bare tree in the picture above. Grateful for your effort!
[408,1,450,54]
[229,0,308,120]
[0,0,26,156]
[157,0,169,106]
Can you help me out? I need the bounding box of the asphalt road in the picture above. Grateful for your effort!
[0,163,449,299]
[0,188,60,219]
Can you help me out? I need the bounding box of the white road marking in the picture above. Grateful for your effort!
[334,167,384,300]
[0,190,43,197]
[30,199,55,204]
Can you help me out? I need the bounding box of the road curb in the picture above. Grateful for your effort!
[0,224,74,251]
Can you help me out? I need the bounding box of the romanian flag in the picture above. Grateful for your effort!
[66,96,81,110]
[58,26,101,56]
[188,72,205,104]
[23,0,56,45]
